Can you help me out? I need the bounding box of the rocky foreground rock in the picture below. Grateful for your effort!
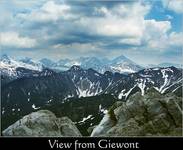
[2,110,82,136]
[91,88,182,136]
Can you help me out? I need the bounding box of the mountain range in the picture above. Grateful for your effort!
[147,63,182,69]
[1,54,182,135]
[0,54,144,75]
[1,65,182,132]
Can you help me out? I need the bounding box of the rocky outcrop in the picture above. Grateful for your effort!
[2,110,82,137]
[91,88,182,136]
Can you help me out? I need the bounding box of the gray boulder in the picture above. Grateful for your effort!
[91,88,182,136]
[2,110,82,137]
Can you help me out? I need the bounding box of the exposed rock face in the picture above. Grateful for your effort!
[2,110,82,137]
[91,89,182,136]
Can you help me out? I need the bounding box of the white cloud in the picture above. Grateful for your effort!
[77,2,150,38]
[118,38,142,46]
[76,2,173,48]
[17,1,73,22]
[77,16,144,38]
[169,32,183,47]
[11,0,45,8]
[162,0,183,13]
[53,42,103,53]
[12,0,181,53]
[0,32,37,48]
[142,19,182,50]
[147,31,183,50]
[143,19,171,43]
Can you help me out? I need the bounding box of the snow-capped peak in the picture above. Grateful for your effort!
[0,55,43,77]
[69,65,82,71]
[111,55,131,64]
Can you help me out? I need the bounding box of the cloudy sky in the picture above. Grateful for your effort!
[0,0,182,65]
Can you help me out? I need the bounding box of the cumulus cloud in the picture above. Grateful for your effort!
[53,42,105,54]
[12,1,180,51]
[147,31,183,50]
[17,1,73,22]
[0,32,37,48]
[162,0,183,13]
[169,32,183,47]
[0,0,182,64]
[143,19,171,49]
[75,2,173,49]
[118,38,142,46]
[77,2,150,38]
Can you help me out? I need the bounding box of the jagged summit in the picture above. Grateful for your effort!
[69,65,83,71]
[1,54,144,74]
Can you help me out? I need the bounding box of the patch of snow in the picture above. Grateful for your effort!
[91,117,95,120]
[77,88,92,98]
[73,61,81,66]
[139,74,152,78]
[73,75,76,81]
[91,113,110,137]
[136,78,146,96]
[2,108,5,115]
[2,110,5,114]
[174,99,183,114]
[32,104,40,110]
[95,73,100,76]
[76,79,101,98]
[0,57,43,76]
[159,69,170,93]
[64,94,74,99]
[110,66,135,73]
[163,78,183,93]
[99,104,108,114]
[153,86,160,92]
[118,86,136,99]
[47,99,53,103]
[153,68,160,71]
[172,86,181,93]
[78,115,93,123]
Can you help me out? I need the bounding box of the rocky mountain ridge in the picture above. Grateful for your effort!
[91,89,182,136]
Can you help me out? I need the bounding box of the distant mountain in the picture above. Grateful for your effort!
[0,55,56,86]
[39,58,55,68]
[147,63,182,69]
[19,57,43,70]
[104,55,143,74]
[158,63,182,68]
[1,54,182,135]
[0,55,43,77]
[0,54,143,74]
[40,55,143,74]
